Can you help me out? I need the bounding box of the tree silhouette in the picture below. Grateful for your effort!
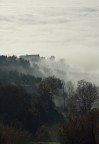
[76,80,98,115]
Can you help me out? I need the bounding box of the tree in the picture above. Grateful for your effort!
[37,77,64,125]
[64,81,75,112]
[38,76,63,97]
[60,109,99,144]
[65,81,75,98]
[76,80,98,115]
[0,84,40,133]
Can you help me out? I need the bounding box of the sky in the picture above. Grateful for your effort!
[0,0,99,72]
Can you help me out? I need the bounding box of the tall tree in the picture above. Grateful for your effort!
[76,80,98,115]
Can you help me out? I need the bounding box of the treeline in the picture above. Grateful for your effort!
[0,55,99,144]
[0,55,31,74]
[0,80,64,143]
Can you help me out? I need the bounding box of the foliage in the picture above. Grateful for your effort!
[37,77,64,125]
[0,84,40,133]
[38,76,63,97]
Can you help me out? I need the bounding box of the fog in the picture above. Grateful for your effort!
[0,0,99,73]
[20,55,99,87]
[22,56,98,109]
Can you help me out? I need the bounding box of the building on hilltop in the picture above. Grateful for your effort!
[20,54,40,62]
[49,56,55,61]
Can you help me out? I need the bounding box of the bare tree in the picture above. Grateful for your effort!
[76,80,98,115]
